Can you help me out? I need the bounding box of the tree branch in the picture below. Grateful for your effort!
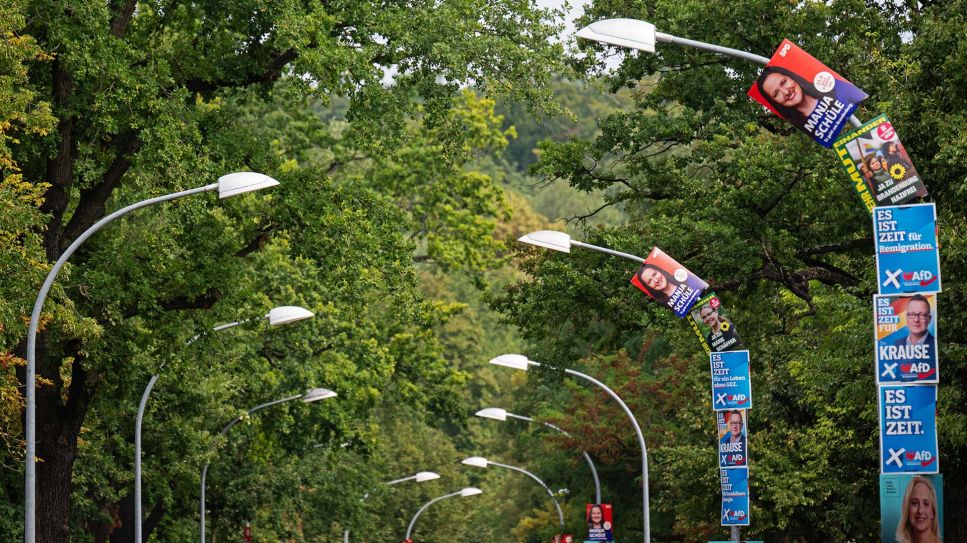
[796,237,873,257]
[109,0,138,38]
[183,48,298,93]
[61,134,142,250]
[121,288,223,319]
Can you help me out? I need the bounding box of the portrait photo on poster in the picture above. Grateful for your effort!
[717,409,748,468]
[748,39,867,148]
[631,247,708,318]
[834,115,929,210]
[688,292,745,353]
[585,503,614,541]
[874,294,938,384]
[880,474,943,543]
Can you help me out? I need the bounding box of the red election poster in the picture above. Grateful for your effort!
[586,504,614,541]
[748,39,868,148]
[631,247,708,318]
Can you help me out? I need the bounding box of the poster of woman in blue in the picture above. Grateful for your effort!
[585,503,614,541]
[880,474,943,542]
[874,294,938,384]
[631,247,708,317]
[747,39,867,148]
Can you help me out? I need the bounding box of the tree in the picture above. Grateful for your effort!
[494,0,967,540]
[1,1,571,541]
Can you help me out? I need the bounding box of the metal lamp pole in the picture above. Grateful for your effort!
[404,487,482,541]
[489,354,650,542]
[461,456,565,530]
[475,407,602,504]
[135,305,313,543]
[342,471,441,543]
[23,172,280,543]
[199,387,336,543]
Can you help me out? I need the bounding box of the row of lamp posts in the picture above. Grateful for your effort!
[23,17,846,543]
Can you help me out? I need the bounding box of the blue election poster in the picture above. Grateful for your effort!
[874,294,938,384]
[717,410,748,468]
[720,468,750,526]
[873,204,941,295]
[710,351,752,411]
[879,385,939,474]
[880,474,943,543]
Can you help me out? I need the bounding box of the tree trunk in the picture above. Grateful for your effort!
[18,331,94,543]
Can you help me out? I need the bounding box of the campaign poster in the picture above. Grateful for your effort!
[710,350,752,411]
[717,410,748,468]
[747,39,867,148]
[720,468,750,526]
[874,294,938,384]
[585,503,614,541]
[551,535,575,543]
[631,247,708,318]
[880,474,943,543]
[879,385,939,474]
[687,292,745,354]
[874,204,941,295]
[833,115,928,211]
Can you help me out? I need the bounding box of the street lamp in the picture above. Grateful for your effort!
[343,471,441,543]
[460,456,565,530]
[23,172,279,543]
[404,487,482,541]
[575,18,863,129]
[135,305,314,543]
[475,407,601,504]
[518,231,644,264]
[489,354,650,542]
[200,387,337,543]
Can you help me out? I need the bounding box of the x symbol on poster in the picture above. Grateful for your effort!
[881,362,898,380]
[722,508,730,521]
[886,447,906,468]
[883,269,902,289]
[715,393,727,406]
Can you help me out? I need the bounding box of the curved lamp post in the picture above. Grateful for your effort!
[489,354,650,542]
[135,305,314,543]
[461,456,565,530]
[343,471,441,543]
[200,387,337,543]
[24,171,279,543]
[575,17,862,129]
[475,407,601,504]
[404,487,482,541]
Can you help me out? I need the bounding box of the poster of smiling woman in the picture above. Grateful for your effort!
[631,247,708,317]
[880,474,943,542]
[747,39,868,148]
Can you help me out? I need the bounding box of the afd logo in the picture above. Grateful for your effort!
[722,508,748,522]
[715,393,749,406]
[905,450,937,467]
[899,362,936,380]
[884,269,937,289]
[902,270,937,287]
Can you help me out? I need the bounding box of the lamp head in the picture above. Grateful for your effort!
[575,18,657,53]
[302,388,337,403]
[475,408,508,421]
[488,354,531,371]
[414,471,441,482]
[461,456,489,468]
[459,487,483,497]
[517,230,572,253]
[268,306,315,326]
[217,172,281,199]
